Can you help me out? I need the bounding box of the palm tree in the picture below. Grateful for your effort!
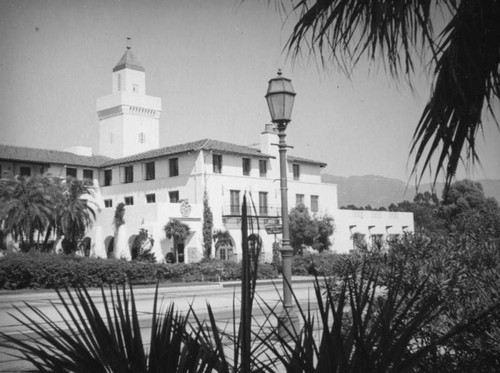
[275,0,500,186]
[0,175,52,250]
[55,177,96,254]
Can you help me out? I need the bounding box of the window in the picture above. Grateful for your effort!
[132,84,139,93]
[138,132,145,144]
[230,190,240,215]
[242,158,251,176]
[293,164,300,180]
[213,154,222,173]
[259,160,267,177]
[124,165,133,183]
[20,167,31,177]
[169,191,179,203]
[146,193,156,204]
[104,199,113,208]
[169,158,179,177]
[311,195,319,213]
[83,169,93,183]
[218,246,233,261]
[352,233,366,250]
[259,192,268,216]
[104,169,112,186]
[371,234,384,248]
[296,194,305,206]
[66,167,77,178]
[124,196,134,206]
[145,162,155,180]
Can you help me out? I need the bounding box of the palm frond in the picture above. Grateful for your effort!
[410,0,500,187]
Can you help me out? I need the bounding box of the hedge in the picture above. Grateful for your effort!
[0,253,281,290]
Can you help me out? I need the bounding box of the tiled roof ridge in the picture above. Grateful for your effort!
[0,139,326,169]
[0,144,111,167]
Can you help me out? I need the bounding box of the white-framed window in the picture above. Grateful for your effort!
[169,191,179,203]
[83,169,93,184]
[124,196,134,206]
[311,195,319,213]
[242,158,251,176]
[213,154,222,173]
[104,169,112,186]
[169,158,179,177]
[259,192,268,216]
[293,164,300,180]
[230,190,240,215]
[144,162,155,180]
[371,234,384,248]
[20,166,31,177]
[66,167,77,178]
[123,165,133,183]
[146,193,156,204]
[104,199,113,208]
[259,159,267,177]
[296,194,305,206]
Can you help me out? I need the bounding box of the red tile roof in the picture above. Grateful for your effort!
[0,139,326,169]
[0,144,110,168]
[100,139,274,167]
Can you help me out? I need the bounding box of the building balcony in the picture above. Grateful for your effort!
[221,204,281,217]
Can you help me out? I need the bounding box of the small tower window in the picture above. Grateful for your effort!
[139,132,145,143]
[132,84,139,93]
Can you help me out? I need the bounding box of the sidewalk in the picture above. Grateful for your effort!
[0,277,318,372]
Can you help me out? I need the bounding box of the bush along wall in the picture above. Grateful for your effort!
[0,253,280,290]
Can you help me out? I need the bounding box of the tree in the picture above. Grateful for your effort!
[112,202,129,259]
[312,214,335,252]
[0,175,95,252]
[202,191,213,258]
[56,177,96,254]
[289,204,335,253]
[275,0,500,186]
[440,179,500,240]
[131,228,155,262]
[164,219,191,241]
[0,175,52,250]
[289,204,317,253]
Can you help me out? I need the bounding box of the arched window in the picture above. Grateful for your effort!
[214,231,234,261]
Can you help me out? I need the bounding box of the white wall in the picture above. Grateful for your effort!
[332,208,414,253]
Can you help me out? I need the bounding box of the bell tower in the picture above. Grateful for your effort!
[96,38,162,158]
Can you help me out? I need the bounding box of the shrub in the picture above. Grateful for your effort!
[131,228,156,263]
[0,254,278,290]
[0,253,167,289]
[292,251,348,277]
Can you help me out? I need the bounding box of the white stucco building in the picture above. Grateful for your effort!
[0,43,413,262]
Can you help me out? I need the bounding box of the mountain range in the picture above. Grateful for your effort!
[321,174,500,208]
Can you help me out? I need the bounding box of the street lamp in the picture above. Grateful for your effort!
[265,69,299,338]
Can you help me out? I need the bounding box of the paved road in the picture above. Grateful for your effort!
[0,277,319,372]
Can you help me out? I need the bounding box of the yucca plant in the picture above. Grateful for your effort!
[0,283,221,372]
[257,255,500,372]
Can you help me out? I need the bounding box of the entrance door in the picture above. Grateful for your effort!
[177,243,185,263]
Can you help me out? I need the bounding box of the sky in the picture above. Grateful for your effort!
[1,0,499,184]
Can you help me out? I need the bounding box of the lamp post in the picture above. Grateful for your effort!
[265,69,300,338]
